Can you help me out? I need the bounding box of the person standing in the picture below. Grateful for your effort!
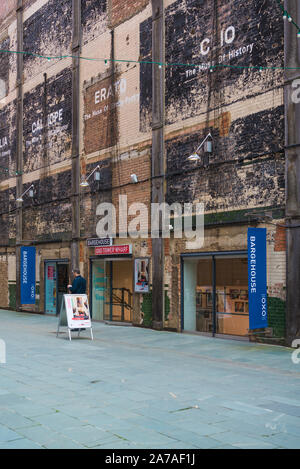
[68,269,86,294]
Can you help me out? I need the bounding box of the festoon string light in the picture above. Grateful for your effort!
[0,0,296,177]
[0,0,297,75]
[276,0,300,37]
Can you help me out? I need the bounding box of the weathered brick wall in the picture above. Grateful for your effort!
[6,18,17,85]
[109,0,149,28]
[0,91,17,243]
[139,16,152,132]
[112,150,151,235]
[23,0,72,80]
[81,0,107,45]
[20,63,73,238]
[0,186,16,243]
[0,37,10,99]
[0,0,285,229]
[21,170,73,240]
[23,0,37,10]
[81,0,152,244]
[166,105,284,212]
[23,67,72,173]
[0,101,16,184]
[140,0,283,131]
[83,73,119,154]
[23,202,72,240]
[80,0,152,159]
[0,0,16,25]
[274,225,286,252]
[80,159,112,238]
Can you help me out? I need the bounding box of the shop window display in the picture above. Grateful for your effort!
[184,256,249,337]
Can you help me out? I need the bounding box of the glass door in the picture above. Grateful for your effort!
[57,263,69,316]
[92,260,111,320]
[216,257,249,336]
[45,262,57,315]
[111,260,133,322]
[183,257,213,333]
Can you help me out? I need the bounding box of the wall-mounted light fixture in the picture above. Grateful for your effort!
[16,184,34,203]
[188,133,213,162]
[80,165,101,187]
[131,174,138,184]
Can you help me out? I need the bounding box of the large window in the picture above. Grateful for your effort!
[183,253,249,337]
[215,257,249,336]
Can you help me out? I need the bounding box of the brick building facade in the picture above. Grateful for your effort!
[0,0,294,345]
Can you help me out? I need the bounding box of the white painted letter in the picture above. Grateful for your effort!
[291,79,300,104]
[200,38,210,56]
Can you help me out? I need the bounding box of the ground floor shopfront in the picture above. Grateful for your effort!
[38,242,151,328]
[90,256,134,323]
[42,246,137,323]
[182,251,249,338]
[176,222,286,343]
[0,221,287,343]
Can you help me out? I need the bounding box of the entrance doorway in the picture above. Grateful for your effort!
[44,260,69,315]
[91,260,110,321]
[91,258,133,322]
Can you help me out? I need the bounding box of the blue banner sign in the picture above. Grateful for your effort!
[248,228,268,330]
[21,246,36,305]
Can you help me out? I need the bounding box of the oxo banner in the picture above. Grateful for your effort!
[247,228,268,330]
[21,246,36,305]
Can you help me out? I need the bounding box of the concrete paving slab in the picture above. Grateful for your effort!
[0,438,43,449]
[0,424,23,443]
[16,425,61,446]
[0,309,300,449]
[0,410,35,430]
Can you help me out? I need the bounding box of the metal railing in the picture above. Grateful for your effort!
[108,288,133,322]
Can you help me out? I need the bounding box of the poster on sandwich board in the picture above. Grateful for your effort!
[57,294,93,340]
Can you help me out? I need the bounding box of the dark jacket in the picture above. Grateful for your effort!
[70,275,86,294]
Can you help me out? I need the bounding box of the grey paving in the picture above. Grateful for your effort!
[0,309,300,449]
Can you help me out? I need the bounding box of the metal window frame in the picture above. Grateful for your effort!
[44,259,69,315]
[180,250,248,336]
[89,255,133,321]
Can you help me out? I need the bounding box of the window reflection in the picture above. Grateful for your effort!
[184,256,249,336]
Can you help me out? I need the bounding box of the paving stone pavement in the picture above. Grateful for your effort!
[0,309,300,449]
